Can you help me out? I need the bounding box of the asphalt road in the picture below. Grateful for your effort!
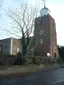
[0,68,64,85]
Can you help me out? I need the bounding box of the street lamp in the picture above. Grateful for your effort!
[47,52,50,58]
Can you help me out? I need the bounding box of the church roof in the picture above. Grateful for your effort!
[40,6,49,12]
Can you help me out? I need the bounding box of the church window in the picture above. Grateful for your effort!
[17,48,20,53]
[40,39,43,44]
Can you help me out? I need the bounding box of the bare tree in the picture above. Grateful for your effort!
[7,4,38,57]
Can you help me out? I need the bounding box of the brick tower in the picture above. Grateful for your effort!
[34,2,58,57]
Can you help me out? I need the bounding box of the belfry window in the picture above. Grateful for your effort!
[40,39,43,44]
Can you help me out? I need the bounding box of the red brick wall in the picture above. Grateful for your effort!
[34,14,58,57]
[49,15,58,57]
[34,15,50,57]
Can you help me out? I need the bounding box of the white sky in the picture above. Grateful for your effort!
[0,0,64,46]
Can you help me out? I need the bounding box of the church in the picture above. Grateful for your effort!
[0,1,58,58]
[34,2,58,58]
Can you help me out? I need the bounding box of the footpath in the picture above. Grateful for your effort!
[0,64,63,78]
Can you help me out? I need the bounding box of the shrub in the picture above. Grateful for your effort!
[14,57,26,65]
[33,56,40,65]
[0,62,3,65]
[14,52,26,65]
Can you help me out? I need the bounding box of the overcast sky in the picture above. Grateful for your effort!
[0,0,64,46]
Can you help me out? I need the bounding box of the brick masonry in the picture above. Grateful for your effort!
[34,14,59,57]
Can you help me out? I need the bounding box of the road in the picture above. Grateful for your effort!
[0,68,64,85]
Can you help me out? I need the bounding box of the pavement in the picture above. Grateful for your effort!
[0,67,64,85]
[0,64,61,78]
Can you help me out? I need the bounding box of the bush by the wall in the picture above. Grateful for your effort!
[14,52,26,65]
[14,57,26,65]
[33,56,40,65]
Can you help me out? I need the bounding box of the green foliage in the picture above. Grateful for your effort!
[58,45,64,62]
[0,53,9,57]
[21,34,31,57]
[14,52,26,65]
[21,34,27,56]
[14,57,26,65]
[0,62,3,65]
[26,35,30,47]
[33,56,40,65]
[0,53,16,57]
[57,56,63,65]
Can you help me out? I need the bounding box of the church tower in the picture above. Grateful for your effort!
[34,0,58,57]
